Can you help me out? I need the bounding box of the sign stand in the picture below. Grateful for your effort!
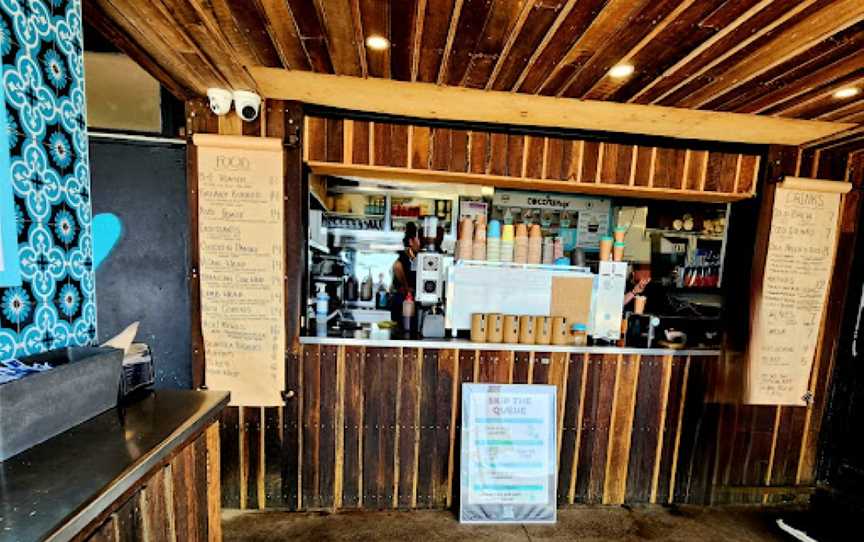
[460,383,557,523]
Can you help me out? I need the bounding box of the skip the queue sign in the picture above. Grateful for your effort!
[460,384,557,524]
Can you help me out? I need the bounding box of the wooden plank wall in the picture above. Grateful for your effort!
[220,347,777,510]
[304,116,760,202]
[185,104,862,510]
[218,345,834,509]
[80,423,221,542]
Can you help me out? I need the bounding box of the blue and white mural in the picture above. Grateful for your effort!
[0,0,94,360]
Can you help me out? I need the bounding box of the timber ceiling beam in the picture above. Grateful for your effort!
[251,68,854,146]
[678,0,864,108]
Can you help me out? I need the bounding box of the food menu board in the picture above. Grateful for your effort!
[747,178,849,405]
[194,134,285,407]
[460,384,556,524]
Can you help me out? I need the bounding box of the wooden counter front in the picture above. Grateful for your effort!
[215,342,812,511]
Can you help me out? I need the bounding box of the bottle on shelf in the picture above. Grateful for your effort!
[402,292,415,335]
[360,270,373,301]
[345,274,358,301]
[375,273,389,309]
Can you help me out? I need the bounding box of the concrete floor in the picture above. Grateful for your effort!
[223,505,801,541]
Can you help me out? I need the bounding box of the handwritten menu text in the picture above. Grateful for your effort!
[748,185,840,405]
[196,135,285,406]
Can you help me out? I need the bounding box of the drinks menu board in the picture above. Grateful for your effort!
[193,134,285,406]
[747,177,849,405]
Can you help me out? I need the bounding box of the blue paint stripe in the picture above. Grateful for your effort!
[475,418,544,424]
[477,462,544,470]
[472,485,544,491]
[476,439,544,446]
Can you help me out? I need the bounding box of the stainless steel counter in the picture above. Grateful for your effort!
[0,390,229,542]
[299,336,720,356]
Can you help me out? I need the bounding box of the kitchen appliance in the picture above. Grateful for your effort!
[590,261,627,341]
[416,251,445,305]
[420,306,446,338]
[415,251,446,338]
[415,217,447,338]
[625,313,660,348]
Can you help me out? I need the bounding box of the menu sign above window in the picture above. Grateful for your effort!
[747,177,850,406]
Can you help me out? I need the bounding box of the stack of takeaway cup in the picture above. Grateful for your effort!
[513,223,528,263]
[527,224,542,264]
[457,218,474,261]
[486,220,502,262]
[541,236,554,265]
[500,224,514,263]
[472,220,487,261]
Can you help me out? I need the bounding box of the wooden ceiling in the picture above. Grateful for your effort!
[85,0,864,142]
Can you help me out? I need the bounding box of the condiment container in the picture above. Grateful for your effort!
[486,313,503,343]
[571,323,588,346]
[402,293,415,333]
[503,315,520,343]
[613,225,627,243]
[518,315,536,344]
[534,316,552,345]
[613,241,625,261]
[551,316,569,345]
[470,313,488,342]
[599,236,613,261]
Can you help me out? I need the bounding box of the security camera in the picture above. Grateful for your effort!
[233,90,261,122]
[207,88,232,116]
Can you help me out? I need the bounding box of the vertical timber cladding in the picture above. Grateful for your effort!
[304,116,761,201]
[203,109,860,509]
[81,424,221,541]
[220,346,739,509]
[186,99,304,509]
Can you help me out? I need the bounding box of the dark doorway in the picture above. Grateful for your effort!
[89,137,191,388]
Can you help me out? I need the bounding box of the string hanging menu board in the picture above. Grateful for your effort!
[747,177,850,406]
[193,134,285,407]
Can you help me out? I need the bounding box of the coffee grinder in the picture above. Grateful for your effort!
[415,216,446,338]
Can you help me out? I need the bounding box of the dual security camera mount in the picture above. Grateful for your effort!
[207,88,262,122]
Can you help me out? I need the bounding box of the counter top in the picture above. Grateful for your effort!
[299,336,720,357]
[0,389,229,542]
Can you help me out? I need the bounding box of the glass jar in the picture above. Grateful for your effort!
[571,323,588,346]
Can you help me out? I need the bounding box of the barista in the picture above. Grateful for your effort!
[392,222,420,295]
[623,264,662,313]
[391,222,420,323]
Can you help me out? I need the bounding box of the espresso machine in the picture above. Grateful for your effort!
[415,217,446,338]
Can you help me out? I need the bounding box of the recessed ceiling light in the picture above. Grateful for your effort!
[608,63,635,79]
[365,35,390,51]
[833,87,860,99]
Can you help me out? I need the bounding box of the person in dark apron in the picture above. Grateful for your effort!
[391,222,420,323]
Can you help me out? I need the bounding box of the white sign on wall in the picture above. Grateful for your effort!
[460,384,556,523]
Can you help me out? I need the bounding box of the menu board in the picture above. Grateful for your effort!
[193,134,285,407]
[747,178,849,405]
[460,384,556,524]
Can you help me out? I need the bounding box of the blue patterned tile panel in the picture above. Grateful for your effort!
[1,0,94,360]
